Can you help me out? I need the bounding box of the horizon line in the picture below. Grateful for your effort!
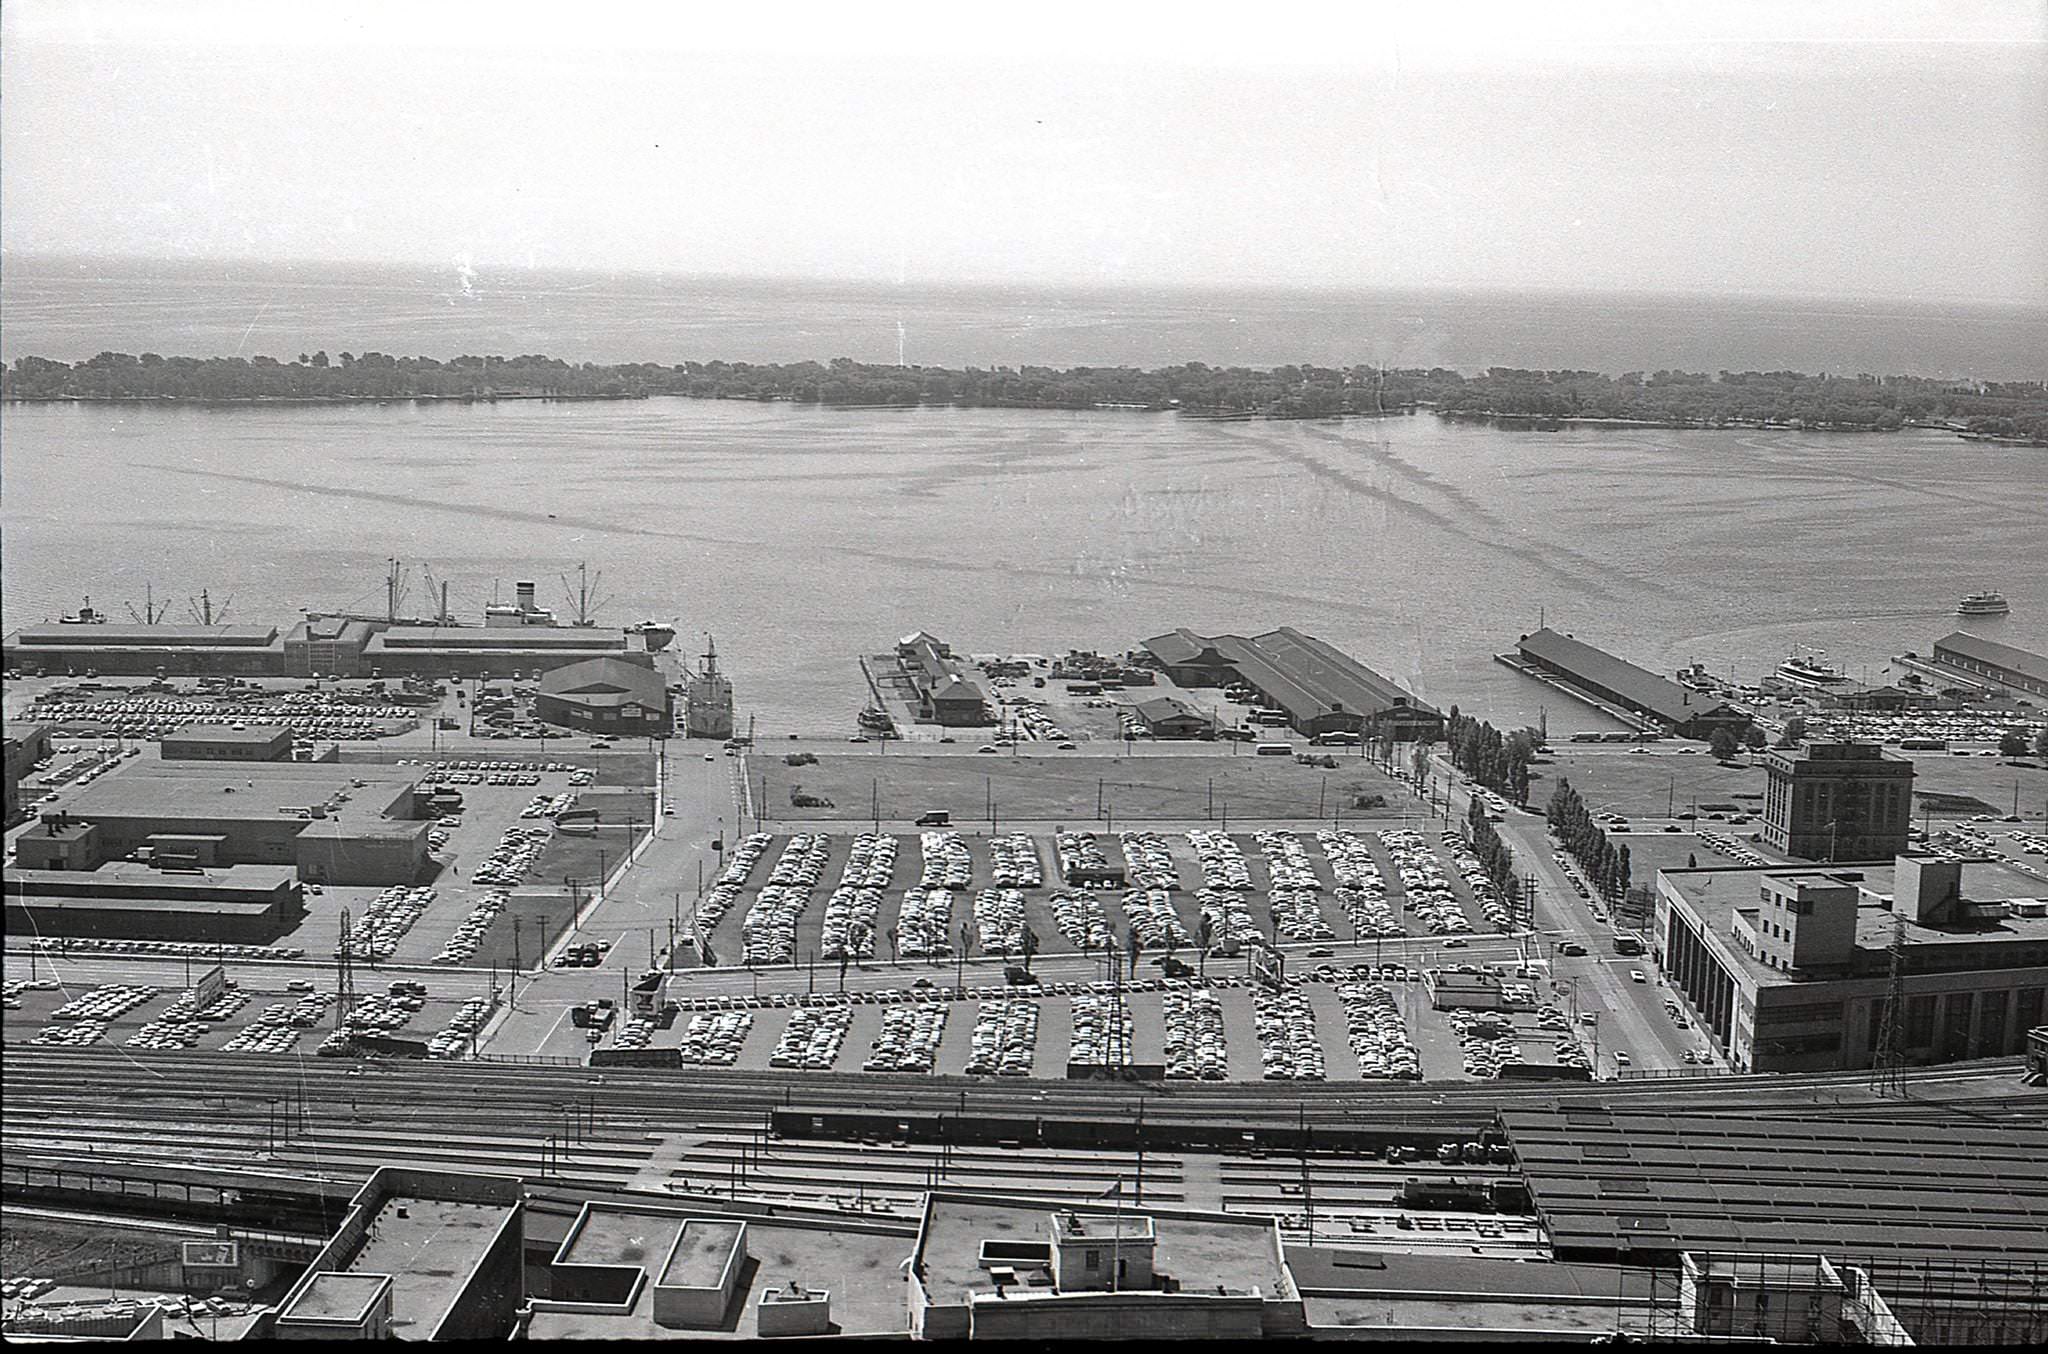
[6,249,2044,314]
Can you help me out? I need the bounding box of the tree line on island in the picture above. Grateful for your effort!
[5,350,2043,441]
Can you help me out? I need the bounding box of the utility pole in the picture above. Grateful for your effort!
[1870,909,1908,1097]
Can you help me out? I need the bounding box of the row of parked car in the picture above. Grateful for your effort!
[1069,992,1134,1068]
[919,831,974,890]
[475,826,551,887]
[1256,989,1327,1080]
[770,833,833,888]
[1187,829,1252,890]
[20,935,305,961]
[1163,989,1227,1080]
[716,832,775,887]
[1443,832,1518,932]
[347,885,440,961]
[1270,886,1336,941]
[1119,831,1179,890]
[896,889,955,958]
[820,885,882,961]
[433,890,511,965]
[1383,829,1474,936]
[741,883,813,965]
[1056,830,1113,884]
[1198,886,1260,946]
[863,1004,948,1072]
[990,833,1043,888]
[1049,889,1114,951]
[1123,888,1193,948]
[964,999,1039,1076]
[1337,983,1422,1079]
[771,1007,853,1070]
[840,833,899,889]
[1256,831,1319,891]
[973,888,1029,954]
[677,1011,754,1065]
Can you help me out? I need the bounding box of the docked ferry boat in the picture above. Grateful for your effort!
[1957,591,2011,616]
[1774,651,1850,690]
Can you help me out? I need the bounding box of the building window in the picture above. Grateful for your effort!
[1085,1249,1100,1270]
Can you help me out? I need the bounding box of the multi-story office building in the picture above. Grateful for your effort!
[1759,742,1914,862]
[1653,855,2048,1073]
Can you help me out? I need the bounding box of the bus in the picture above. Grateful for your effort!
[1255,742,1294,757]
[1611,931,1645,956]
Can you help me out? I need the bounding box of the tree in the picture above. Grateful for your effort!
[1777,717,1807,748]
[1196,913,1215,978]
[2037,726,2048,760]
[886,925,899,963]
[1709,727,1740,760]
[1742,725,1768,751]
[1021,924,1040,974]
[1998,729,2030,759]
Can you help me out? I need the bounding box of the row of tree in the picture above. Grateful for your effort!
[1546,778,1633,904]
[1444,708,1540,803]
[7,352,2045,438]
[1466,799,1524,918]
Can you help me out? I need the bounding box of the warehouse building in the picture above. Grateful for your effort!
[535,657,672,735]
[4,862,304,942]
[896,632,991,727]
[1133,696,1214,739]
[360,625,649,680]
[161,723,295,762]
[27,759,432,886]
[1514,629,1750,739]
[1928,631,2048,698]
[1140,627,1441,739]
[3,724,52,825]
[1760,741,1915,862]
[2,623,288,677]
[282,616,380,677]
[1652,855,2048,1074]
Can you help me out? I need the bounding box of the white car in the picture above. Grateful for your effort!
[1630,969,1647,983]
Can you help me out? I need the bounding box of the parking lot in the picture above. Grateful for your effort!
[585,960,1606,1083]
[690,825,1510,972]
[2,973,493,1059]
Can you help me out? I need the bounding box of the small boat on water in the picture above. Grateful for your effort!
[1774,651,1849,690]
[1957,591,2010,616]
[857,704,895,734]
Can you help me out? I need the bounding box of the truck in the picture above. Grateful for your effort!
[915,810,951,827]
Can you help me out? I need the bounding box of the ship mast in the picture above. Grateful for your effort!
[561,562,608,628]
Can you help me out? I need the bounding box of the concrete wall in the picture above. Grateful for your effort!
[968,1290,1270,1340]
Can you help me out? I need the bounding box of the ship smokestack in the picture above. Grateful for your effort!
[515,580,537,613]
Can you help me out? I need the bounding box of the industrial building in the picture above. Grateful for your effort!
[4,862,304,942]
[160,724,294,762]
[360,625,649,680]
[896,632,991,727]
[3,724,51,824]
[1760,741,1915,862]
[1141,627,1441,739]
[267,1168,526,1342]
[1132,695,1215,739]
[911,1193,1305,1340]
[1928,631,2048,698]
[1651,855,2048,1073]
[1503,1107,2047,1343]
[19,759,432,886]
[535,657,673,735]
[2,623,289,677]
[1512,628,1751,739]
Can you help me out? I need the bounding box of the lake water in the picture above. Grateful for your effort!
[4,396,2041,734]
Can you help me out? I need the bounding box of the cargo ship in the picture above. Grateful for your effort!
[684,636,735,740]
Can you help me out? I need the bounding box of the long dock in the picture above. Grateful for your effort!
[1493,653,1659,733]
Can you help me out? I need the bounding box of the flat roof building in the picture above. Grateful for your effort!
[48,759,431,886]
[3,623,287,677]
[1141,627,1440,739]
[911,1192,1305,1341]
[896,633,991,727]
[270,1167,525,1343]
[161,724,294,762]
[1515,628,1750,738]
[1929,631,2048,698]
[1653,856,2048,1073]
[361,625,648,679]
[1759,741,1914,862]
[520,1198,915,1340]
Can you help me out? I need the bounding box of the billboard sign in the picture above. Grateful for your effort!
[193,964,227,1009]
[181,1240,241,1270]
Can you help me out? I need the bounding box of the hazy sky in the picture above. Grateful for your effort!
[4,0,2043,302]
